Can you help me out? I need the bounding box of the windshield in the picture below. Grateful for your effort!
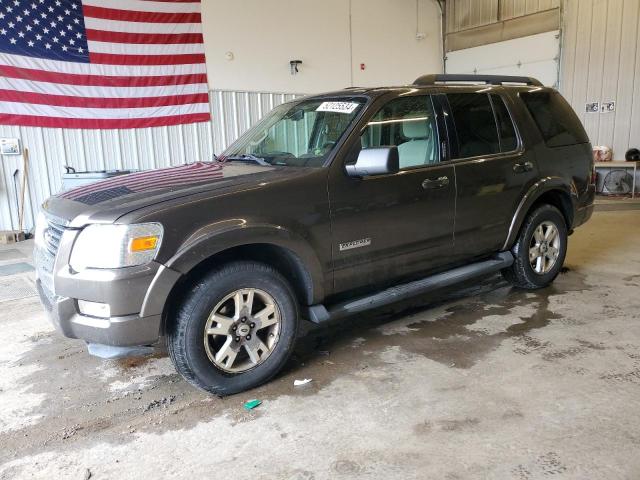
[221,98,366,167]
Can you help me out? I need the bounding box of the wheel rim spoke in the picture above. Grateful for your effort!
[244,337,270,364]
[534,225,545,243]
[215,337,238,368]
[206,313,234,335]
[253,304,277,329]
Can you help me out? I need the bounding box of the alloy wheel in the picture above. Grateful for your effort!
[203,288,281,373]
[528,220,561,275]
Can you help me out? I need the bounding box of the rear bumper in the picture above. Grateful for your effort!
[574,202,594,229]
[36,278,162,347]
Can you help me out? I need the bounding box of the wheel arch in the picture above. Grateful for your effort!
[158,241,321,336]
[503,179,575,251]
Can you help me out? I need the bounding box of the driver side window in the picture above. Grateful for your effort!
[362,95,438,169]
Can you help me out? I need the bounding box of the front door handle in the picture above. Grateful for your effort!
[422,176,450,190]
[513,161,534,173]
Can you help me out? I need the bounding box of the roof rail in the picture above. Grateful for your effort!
[413,74,543,87]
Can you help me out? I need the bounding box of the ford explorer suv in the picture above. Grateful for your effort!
[34,74,595,395]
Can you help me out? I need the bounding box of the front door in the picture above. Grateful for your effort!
[328,94,456,296]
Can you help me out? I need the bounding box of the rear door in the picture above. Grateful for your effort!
[443,91,539,261]
[328,93,456,296]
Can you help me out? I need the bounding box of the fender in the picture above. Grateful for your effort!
[162,219,325,303]
[502,176,577,251]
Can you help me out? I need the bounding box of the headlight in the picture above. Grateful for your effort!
[70,223,163,271]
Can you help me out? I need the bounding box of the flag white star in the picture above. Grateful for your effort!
[43,26,49,33]
[67,24,72,30]
[27,40,33,46]
[52,36,58,42]
[64,8,69,15]
[62,45,67,51]
[73,18,79,24]
[71,3,77,9]
[35,33,41,39]
[25,24,31,31]
[17,30,24,37]
[9,37,16,44]
[56,14,62,21]
[16,14,22,21]
[45,42,51,49]
[55,0,61,5]
[59,30,65,37]
[0,28,6,35]
[75,31,80,38]
[6,6,13,13]
[7,21,14,27]
[0,13,4,19]
[13,0,20,6]
[33,18,39,24]
[69,38,74,45]
[78,47,83,53]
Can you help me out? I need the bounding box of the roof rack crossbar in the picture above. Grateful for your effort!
[413,74,543,87]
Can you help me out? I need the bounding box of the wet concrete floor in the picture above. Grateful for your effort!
[1,209,640,479]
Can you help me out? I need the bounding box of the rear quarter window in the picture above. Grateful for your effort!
[520,91,589,148]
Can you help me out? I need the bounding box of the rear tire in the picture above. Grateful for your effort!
[167,261,299,396]
[502,204,568,289]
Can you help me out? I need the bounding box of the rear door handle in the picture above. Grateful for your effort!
[422,176,450,190]
[513,161,534,173]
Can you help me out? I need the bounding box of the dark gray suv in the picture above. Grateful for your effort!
[34,75,595,395]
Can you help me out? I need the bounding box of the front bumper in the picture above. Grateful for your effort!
[33,221,173,349]
[36,278,162,347]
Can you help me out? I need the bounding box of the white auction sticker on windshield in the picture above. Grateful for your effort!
[316,102,359,114]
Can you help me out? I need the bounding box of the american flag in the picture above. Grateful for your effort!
[0,0,210,129]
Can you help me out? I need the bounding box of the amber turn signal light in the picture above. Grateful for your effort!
[129,236,159,252]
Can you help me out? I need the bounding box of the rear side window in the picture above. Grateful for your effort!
[447,93,500,158]
[520,91,589,147]
[490,94,518,152]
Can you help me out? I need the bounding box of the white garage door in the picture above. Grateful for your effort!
[445,30,560,88]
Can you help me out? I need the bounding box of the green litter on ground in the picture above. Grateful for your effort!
[244,399,262,410]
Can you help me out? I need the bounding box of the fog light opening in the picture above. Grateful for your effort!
[77,300,111,318]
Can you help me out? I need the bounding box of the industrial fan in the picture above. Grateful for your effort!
[603,169,634,195]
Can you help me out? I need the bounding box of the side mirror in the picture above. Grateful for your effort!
[345,147,400,177]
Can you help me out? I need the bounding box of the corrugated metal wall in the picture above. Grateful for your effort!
[0,90,300,232]
[560,0,640,158]
[446,0,560,32]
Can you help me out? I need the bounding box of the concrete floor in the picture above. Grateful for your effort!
[1,207,640,480]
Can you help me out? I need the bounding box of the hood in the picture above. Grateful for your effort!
[43,162,302,227]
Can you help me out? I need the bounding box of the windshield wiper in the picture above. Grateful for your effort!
[222,154,270,166]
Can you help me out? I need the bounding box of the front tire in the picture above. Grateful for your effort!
[167,261,299,396]
[502,204,568,289]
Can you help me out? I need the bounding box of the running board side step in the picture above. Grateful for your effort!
[307,251,514,324]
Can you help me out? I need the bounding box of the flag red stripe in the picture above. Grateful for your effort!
[0,65,207,87]
[82,5,201,23]
[86,29,203,44]
[0,89,209,108]
[0,113,211,129]
[89,52,206,65]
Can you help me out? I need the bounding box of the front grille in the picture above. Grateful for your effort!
[38,220,66,274]
[43,221,65,258]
